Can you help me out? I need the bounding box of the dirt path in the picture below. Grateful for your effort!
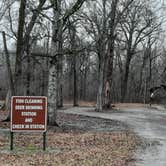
[58,106,166,166]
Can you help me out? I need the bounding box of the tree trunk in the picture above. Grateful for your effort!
[104,36,114,109]
[121,52,132,102]
[2,32,15,121]
[96,59,104,112]
[42,38,50,96]
[80,71,83,100]
[69,24,79,106]
[73,54,78,106]
[47,61,58,125]
[121,27,133,103]
[15,0,27,95]
[3,90,11,121]
[68,57,73,98]
[47,1,61,125]
[138,50,146,100]
[104,53,114,108]
[2,32,15,96]
[57,31,63,108]
[104,0,118,108]
[42,69,48,96]
[83,69,87,100]
[26,50,31,95]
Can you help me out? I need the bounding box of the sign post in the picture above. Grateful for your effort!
[10,132,13,151]
[11,96,47,151]
[43,132,46,151]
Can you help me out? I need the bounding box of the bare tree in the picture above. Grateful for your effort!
[120,1,161,102]
[14,0,27,94]
[47,0,86,125]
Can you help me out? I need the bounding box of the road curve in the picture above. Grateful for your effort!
[58,106,166,166]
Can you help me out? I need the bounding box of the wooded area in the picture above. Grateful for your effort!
[0,0,166,125]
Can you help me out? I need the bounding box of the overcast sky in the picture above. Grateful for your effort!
[0,0,166,51]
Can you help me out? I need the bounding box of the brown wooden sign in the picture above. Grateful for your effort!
[11,96,47,132]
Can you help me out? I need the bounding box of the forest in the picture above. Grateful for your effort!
[0,0,166,125]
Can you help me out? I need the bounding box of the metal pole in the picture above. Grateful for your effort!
[10,132,13,150]
[43,132,46,151]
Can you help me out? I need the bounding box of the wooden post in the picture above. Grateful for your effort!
[43,132,46,151]
[10,132,14,150]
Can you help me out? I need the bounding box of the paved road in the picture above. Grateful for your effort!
[58,106,166,166]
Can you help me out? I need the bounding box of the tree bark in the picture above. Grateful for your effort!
[104,0,119,108]
[138,50,146,99]
[121,24,134,102]
[83,69,87,100]
[2,32,15,96]
[47,1,60,125]
[47,59,58,125]
[26,47,31,95]
[73,53,78,106]
[96,57,104,112]
[70,24,78,106]
[2,31,15,121]
[68,56,73,98]
[56,32,63,108]
[121,51,132,102]
[15,0,27,95]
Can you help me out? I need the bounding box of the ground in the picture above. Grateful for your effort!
[0,131,138,166]
[58,104,166,166]
[0,102,140,166]
[3,102,165,165]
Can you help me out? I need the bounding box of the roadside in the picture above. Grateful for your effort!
[58,105,166,166]
[0,106,139,166]
[150,104,166,111]
[0,131,138,166]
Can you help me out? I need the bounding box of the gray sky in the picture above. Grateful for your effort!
[0,0,166,51]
